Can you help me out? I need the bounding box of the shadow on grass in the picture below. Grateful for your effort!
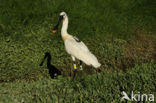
[40,52,61,78]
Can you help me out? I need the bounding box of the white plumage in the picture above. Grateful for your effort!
[52,12,101,69]
[64,35,101,68]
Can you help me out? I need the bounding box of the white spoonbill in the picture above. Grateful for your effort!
[52,12,101,72]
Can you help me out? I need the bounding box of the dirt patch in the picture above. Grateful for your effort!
[121,31,156,71]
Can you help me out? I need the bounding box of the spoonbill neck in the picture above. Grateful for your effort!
[61,16,69,36]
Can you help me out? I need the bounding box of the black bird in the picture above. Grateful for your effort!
[40,52,61,78]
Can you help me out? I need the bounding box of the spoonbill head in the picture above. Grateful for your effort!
[52,12,67,34]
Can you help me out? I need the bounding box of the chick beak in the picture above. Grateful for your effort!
[52,16,63,34]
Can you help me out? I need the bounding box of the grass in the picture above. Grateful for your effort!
[0,0,155,38]
[0,63,156,103]
[0,0,156,102]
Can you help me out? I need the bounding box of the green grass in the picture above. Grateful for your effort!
[0,0,155,38]
[0,63,155,103]
[0,0,156,102]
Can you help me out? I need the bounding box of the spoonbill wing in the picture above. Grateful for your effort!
[64,37,101,68]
